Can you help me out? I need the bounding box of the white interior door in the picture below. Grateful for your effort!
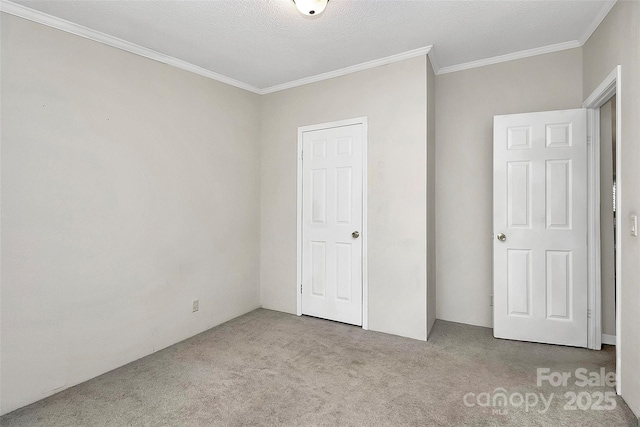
[493,109,588,347]
[302,124,363,326]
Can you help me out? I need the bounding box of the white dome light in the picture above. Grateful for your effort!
[293,0,329,16]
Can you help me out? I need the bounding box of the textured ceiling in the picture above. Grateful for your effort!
[7,0,613,90]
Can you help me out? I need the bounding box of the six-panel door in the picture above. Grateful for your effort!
[302,124,363,325]
[493,109,588,347]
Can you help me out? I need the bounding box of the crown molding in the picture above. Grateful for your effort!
[578,0,617,45]
[0,0,263,94]
[436,40,582,75]
[259,46,433,94]
[0,1,432,95]
[435,0,617,76]
[426,48,441,75]
[1,0,618,91]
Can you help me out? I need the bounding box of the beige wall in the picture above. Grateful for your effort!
[435,48,584,327]
[426,57,437,336]
[1,14,261,415]
[583,0,640,417]
[260,56,429,340]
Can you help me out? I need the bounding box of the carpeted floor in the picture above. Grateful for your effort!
[1,308,637,426]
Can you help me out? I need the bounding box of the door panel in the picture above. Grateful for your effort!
[302,124,363,325]
[507,161,531,228]
[507,249,532,316]
[546,250,572,319]
[311,242,326,297]
[546,160,572,228]
[494,109,587,347]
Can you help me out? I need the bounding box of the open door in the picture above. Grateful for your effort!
[493,109,588,347]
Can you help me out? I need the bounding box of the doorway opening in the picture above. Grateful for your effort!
[584,65,622,394]
[599,95,616,347]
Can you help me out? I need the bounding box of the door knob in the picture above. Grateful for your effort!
[352,231,360,239]
[497,233,506,241]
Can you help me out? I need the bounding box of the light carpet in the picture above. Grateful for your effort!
[1,309,637,426]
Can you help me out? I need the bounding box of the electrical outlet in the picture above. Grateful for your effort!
[192,299,199,313]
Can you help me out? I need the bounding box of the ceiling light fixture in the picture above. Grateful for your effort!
[293,0,329,16]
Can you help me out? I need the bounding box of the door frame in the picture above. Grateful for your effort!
[583,66,622,393]
[296,117,369,330]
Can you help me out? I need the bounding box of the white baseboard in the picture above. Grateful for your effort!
[602,334,616,345]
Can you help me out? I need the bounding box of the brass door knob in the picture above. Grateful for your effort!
[352,231,360,239]
[497,233,506,241]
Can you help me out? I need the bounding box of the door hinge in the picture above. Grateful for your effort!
[587,309,592,319]
[300,283,303,294]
